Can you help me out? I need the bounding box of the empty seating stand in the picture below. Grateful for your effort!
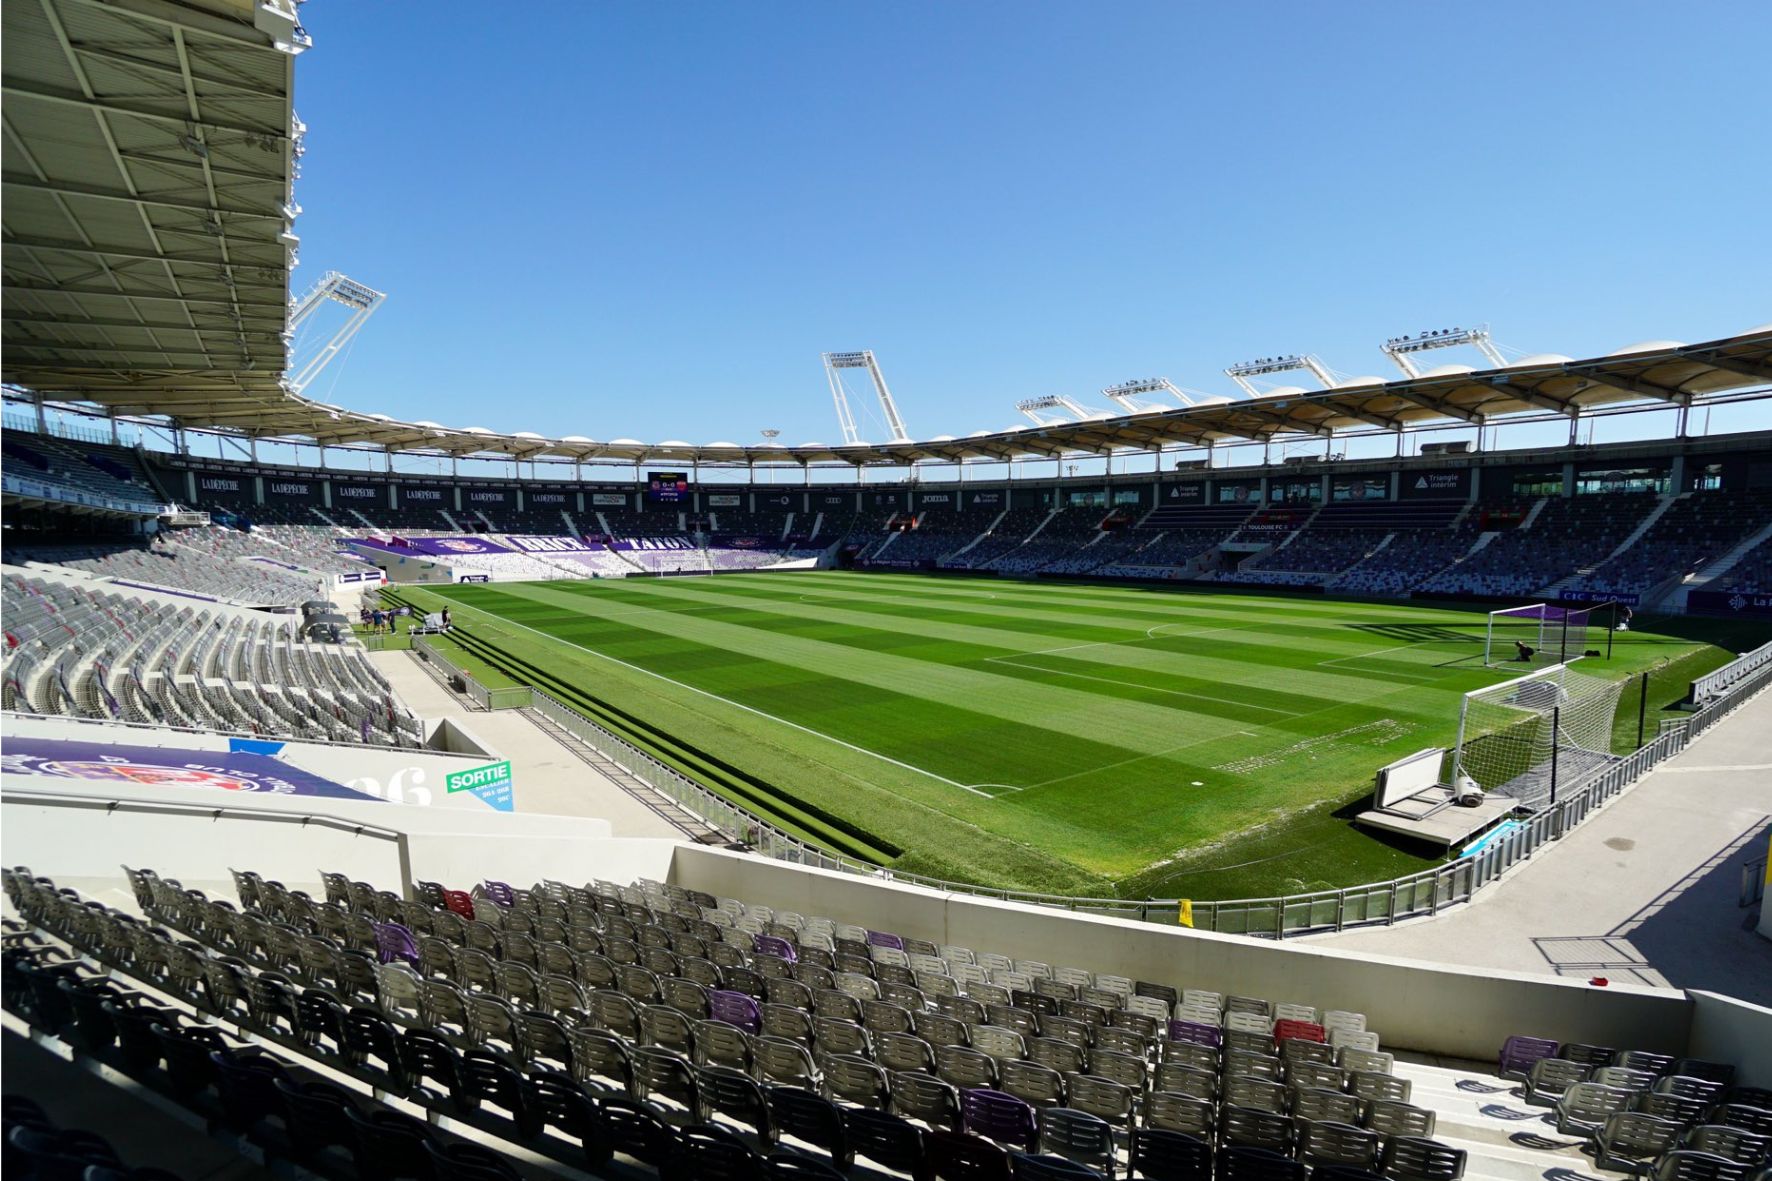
[8,864,1768,1181]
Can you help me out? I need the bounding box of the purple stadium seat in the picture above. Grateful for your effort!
[754,934,798,962]
[1499,1036,1561,1079]
[962,1088,1039,1151]
[1169,1020,1223,1048]
[709,989,762,1034]
[372,922,419,966]
[480,880,517,908]
[867,930,906,951]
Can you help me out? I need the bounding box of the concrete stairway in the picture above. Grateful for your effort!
[949,507,1011,558]
[1542,493,1681,596]
[1662,517,1772,611]
[1393,1055,1634,1181]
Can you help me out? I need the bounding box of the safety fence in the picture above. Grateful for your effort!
[439,644,1772,939]
[410,635,527,710]
[1691,640,1772,706]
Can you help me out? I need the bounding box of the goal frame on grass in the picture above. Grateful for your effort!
[1484,602,1591,668]
[1449,661,1626,810]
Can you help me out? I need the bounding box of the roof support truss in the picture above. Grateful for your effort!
[1561,366,1691,406]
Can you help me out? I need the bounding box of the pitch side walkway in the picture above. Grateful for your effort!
[371,650,691,840]
[1306,687,1772,1004]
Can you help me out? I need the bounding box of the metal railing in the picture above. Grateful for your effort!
[1,787,414,891]
[410,634,535,710]
[1691,641,1772,706]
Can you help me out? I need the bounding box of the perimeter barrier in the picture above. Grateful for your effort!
[416,629,1772,938]
[1690,640,1772,707]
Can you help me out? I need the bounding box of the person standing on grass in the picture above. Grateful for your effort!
[441,607,451,632]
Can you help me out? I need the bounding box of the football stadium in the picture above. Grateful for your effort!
[3,3,1771,1179]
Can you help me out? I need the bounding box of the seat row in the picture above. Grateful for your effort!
[4,876,1467,1181]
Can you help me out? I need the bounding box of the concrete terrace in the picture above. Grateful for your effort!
[1308,686,1772,1004]
[372,649,692,841]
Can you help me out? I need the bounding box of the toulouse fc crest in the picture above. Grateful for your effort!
[16,758,282,793]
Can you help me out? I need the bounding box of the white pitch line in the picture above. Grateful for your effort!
[983,654,1298,716]
[446,597,998,798]
[1317,639,1429,667]
[1026,729,1249,791]
[1013,621,1254,662]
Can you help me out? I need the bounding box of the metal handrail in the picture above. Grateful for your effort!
[1,787,414,904]
[1692,641,1772,704]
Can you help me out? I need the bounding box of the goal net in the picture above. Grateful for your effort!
[1484,603,1590,668]
[1449,662,1625,811]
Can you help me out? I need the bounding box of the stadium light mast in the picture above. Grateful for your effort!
[285,270,386,394]
[1015,394,1100,426]
[823,350,912,444]
[1100,377,1195,413]
[1380,325,1507,378]
[1223,353,1335,397]
[759,428,780,483]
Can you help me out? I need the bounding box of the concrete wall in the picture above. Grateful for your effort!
[6,780,1760,1072]
[1686,991,1772,1089]
[1,778,678,901]
[2,792,409,896]
[667,846,1719,1063]
[4,714,497,812]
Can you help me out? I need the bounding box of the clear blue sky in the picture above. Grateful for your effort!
[290,1,1770,451]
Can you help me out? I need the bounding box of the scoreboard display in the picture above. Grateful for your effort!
[646,471,689,503]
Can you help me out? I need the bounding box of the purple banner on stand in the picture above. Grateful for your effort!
[349,536,511,557]
[505,535,593,553]
[1,738,380,800]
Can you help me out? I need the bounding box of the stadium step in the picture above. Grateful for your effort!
[1665,515,1772,610]
[1020,507,1062,542]
[1541,492,1679,595]
[949,507,1010,557]
[1392,1057,1631,1179]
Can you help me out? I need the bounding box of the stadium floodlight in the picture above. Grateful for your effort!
[1223,353,1335,397]
[1015,394,1101,425]
[823,350,912,445]
[1381,325,1507,377]
[1100,377,1195,413]
[285,270,386,394]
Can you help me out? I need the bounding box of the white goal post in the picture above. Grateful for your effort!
[1484,603,1591,668]
[1450,662,1625,811]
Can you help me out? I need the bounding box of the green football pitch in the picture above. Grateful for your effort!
[395,572,1751,900]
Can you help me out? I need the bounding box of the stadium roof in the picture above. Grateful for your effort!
[1,0,307,413]
[17,323,1769,467]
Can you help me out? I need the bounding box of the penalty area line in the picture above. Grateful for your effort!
[984,654,1297,717]
[446,600,1003,799]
